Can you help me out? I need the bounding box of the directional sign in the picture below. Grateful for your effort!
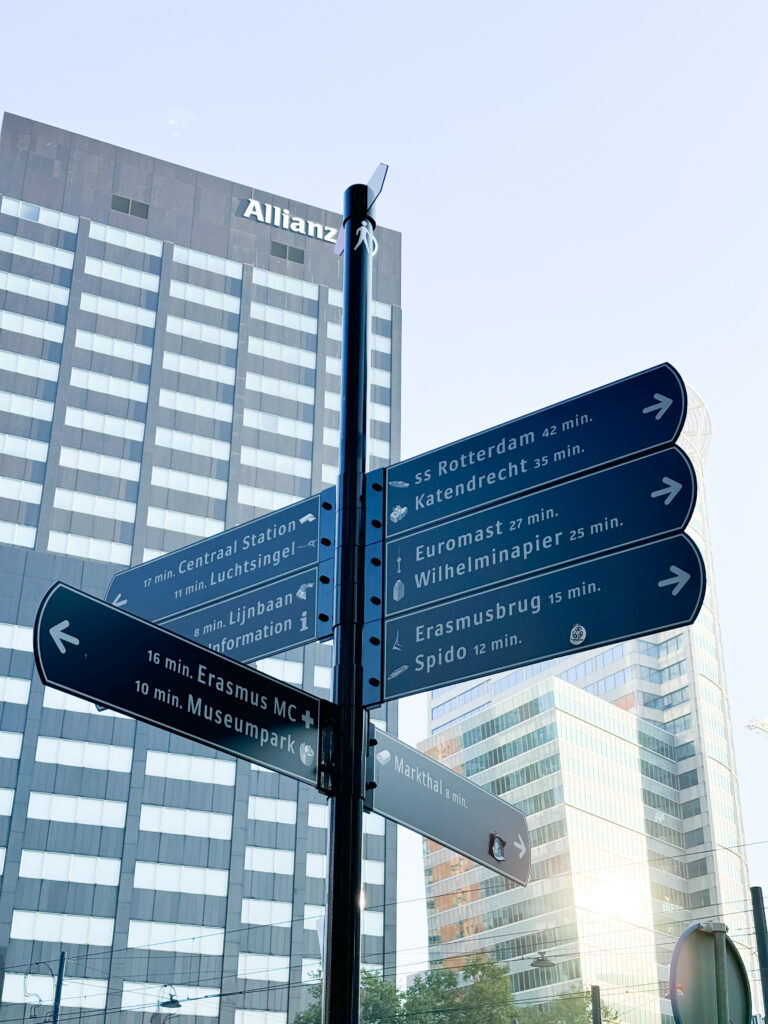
[366,727,530,885]
[367,533,705,703]
[162,563,334,664]
[106,490,335,621]
[670,923,752,1024]
[384,447,696,616]
[383,363,686,537]
[35,583,332,786]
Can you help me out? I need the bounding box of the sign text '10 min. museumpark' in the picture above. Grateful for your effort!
[362,363,706,704]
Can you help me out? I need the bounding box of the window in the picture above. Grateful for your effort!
[174,246,243,279]
[327,288,342,307]
[162,350,236,385]
[304,904,324,930]
[133,860,228,896]
[240,447,311,479]
[0,308,64,343]
[237,485,303,512]
[75,329,153,364]
[245,372,314,405]
[53,488,136,523]
[59,447,141,482]
[237,956,290,985]
[11,910,114,946]
[242,408,312,441]
[371,333,391,354]
[270,240,304,265]
[370,366,391,389]
[252,656,303,685]
[241,899,292,927]
[364,813,386,836]
[80,293,156,327]
[111,194,149,219]
[0,349,58,383]
[0,433,48,462]
[151,466,227,501]
[0,789,13,815]
[363,911,384,936]
[252,268,318,300]
[84,256,159,292]
[48,530,132,565]
[35,737,132,772]
[370,401,390,423]
[0,231,74,268]
[372,300,392,321]
[306,853,327,878]
[0,732,22,759]
[145,750,235,785]
[313,665,332,690]
[244,847,294,875]
[250,301,317,335]
[90,221,162,256]
[1,195,78,233]
[155,427,230,461]
[308,803,328,829]
[323,427,340,447]
[325,355,342,377]
[0,389,53,421]
[70,367,148,403]
[43,688,127,717]
[139,803,232,840]
[0,621,33,651]
[248,335,316,368]
[19,850,121,886]
[247,796,296,824]
[146,506,224,538]
[2,974,108,1009]
[0,477,42,504]
[0,522,36,548]
[363,860,385,885]
[169,279,240,313]
[165,314,238,350]
[0,675,30,704]
[158,388,233,423]
[321,465,338,484]
[27,792,127,828]
[64,405,145,441]
[127,920,224,955]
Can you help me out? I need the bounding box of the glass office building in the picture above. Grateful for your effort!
[0,113,401,1022]
[422,391,756,1023]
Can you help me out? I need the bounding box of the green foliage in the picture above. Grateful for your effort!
[513,986,618,1024]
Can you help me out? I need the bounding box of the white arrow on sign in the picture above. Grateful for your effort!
[650,476,683,505]
[50,620,80,655]
[513,835,527,859]
[642,393,673,420]
[111,593,127,607]
[658,565,691,597]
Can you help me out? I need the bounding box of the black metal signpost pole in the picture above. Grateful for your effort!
[323,183,375,1023]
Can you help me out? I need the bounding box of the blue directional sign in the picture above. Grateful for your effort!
[34,584,333,786]
[162,563,334,664]
[366,726,530,885]
[366,533,705,704]
[383,363,686,537]
[384,447,696,615]
[106,490,335,621]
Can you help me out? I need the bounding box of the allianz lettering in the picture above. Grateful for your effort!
[242,199,338,244]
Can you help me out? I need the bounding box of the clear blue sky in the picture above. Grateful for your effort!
[3,0,767,981]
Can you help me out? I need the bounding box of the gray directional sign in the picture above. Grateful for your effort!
[35,583,332,786]
[383,363,686,537]
[106,490,335,621]
[384,447,696,615]
[366,727,530,885]
[162,563,334,664]
[366,533,705,704]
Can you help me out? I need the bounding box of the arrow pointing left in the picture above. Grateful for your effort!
[49,620,79,654]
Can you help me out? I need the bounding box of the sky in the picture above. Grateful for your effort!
[2,0,767,988]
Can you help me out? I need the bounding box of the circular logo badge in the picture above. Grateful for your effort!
[569,624,586,646]
[299,742,316,767]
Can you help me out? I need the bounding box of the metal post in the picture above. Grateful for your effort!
[51,951,66,1024]
[323,182,375,1024]
[590,984,601,1024]
[713,922,729,1024]
[752,886,768,1020]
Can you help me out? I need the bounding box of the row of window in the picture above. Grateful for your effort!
[1,194,79,233]
[0,268,69,306]
[0,307,64,342]
[0,230,74,268]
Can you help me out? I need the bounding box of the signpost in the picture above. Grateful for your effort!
[106,489,335,621]
[367,533,705,703]
[32,155,709,1024]
[382,362,687,537]
[366,726,530,885]
[35,583,333,787]
[382,446,696,616]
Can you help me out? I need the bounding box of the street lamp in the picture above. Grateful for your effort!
[529,952,556,969]
[159,985,181,1009]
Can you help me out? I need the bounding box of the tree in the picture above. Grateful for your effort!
[514,986,618,1024]
[401,968,459,1024]
[293,970,402,1024]
[457,954,518,1024]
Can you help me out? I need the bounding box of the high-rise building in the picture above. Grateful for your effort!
[0,113,401,1023]
[422,390,755,1024]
